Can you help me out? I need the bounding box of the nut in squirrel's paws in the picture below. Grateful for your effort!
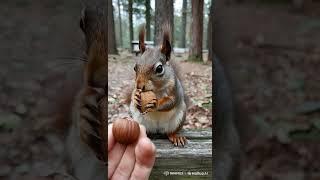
[133,89,157,114]
[140,91,157,114]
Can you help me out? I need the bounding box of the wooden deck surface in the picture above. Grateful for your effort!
[149,129,213,180]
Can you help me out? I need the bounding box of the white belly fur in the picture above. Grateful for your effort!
[129,101,186,133]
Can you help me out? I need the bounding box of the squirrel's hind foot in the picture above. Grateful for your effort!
[167,133,187,147]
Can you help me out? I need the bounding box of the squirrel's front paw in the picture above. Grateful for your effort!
[142,98,157,114]
[134,89,143,113]
[79,87,105,161]
[141,91,157,114]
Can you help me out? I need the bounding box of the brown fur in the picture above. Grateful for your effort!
[139,25,146,53]
[132,25,181,112]
[129,24,187,146]
[65,5,108,180]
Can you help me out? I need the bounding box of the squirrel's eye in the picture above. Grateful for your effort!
[134,65,137,72]
[155,64,163,74]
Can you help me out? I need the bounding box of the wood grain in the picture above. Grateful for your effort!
[150,128,213,179]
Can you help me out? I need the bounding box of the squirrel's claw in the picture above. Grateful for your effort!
[134,89,143,112]
[78,87,106,161]
[142,99,157,114]
[145,101,156,109]
[167,133,187,147]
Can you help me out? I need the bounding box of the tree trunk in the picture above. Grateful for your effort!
[189,0,203,62]
[128,0,133,51]
[180,0,187,48]
[145,0,151,41]
[117,0,123,47]
[107,0,118,54]
[208,1,213,62]
[154,0,174,46]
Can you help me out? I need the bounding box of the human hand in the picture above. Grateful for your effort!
[108,124,156,180]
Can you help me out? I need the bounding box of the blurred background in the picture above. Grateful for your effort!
[110,0,211,50]
[0,0,84,179]
[214,0,320,179]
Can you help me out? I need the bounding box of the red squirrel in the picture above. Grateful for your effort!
[128,25,188,146]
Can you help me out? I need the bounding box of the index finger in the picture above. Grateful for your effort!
[138,124,147,139]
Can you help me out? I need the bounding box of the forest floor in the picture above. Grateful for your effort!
[215,3,320,180]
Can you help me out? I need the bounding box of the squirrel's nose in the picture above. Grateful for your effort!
[136,75,146,91]
[138,85,145,91]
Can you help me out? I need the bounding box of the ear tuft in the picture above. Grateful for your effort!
[160,23,172,61]
[139,25,146,54]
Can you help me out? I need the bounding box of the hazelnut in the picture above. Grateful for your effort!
[112,117,140,145]
[140,91,157,113]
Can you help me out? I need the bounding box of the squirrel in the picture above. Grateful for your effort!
[214,56,241,180]
[128,25,188,146]
[65,5,107,180]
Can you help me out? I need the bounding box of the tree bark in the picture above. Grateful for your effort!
[189,0,203,62]
[128,0,133,51]
[107,0,118,54]
[180,0,187,48]
[145,0,151,41]
[154,0,174,46]
[208,1,213,62]
[117,0,123,47]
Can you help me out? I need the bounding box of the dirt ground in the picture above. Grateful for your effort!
[214,2,320,180]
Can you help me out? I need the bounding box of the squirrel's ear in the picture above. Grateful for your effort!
[139,25,146,54]
[160,24,171,61]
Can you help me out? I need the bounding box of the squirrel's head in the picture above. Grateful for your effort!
[134,24,175,92]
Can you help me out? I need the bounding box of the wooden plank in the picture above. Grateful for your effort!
[154,139,212,158]
[149,129,213,179]
[149,128,212,140]
[151,157,213,180]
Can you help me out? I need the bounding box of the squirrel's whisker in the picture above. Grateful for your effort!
[55,56,88,62]
[48,61,83,71]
